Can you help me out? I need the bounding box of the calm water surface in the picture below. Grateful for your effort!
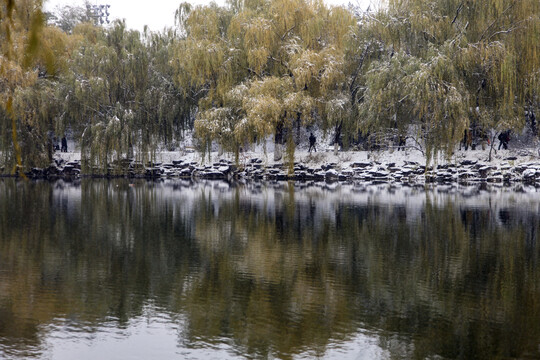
[0,179,539,359]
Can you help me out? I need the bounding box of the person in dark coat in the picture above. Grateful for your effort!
[460,129,472,151]
[498,130,510,150]
[61,136,68,152]
[308,132,317,153]
[397,134,406,151]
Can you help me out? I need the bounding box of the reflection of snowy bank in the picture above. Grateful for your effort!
[133,179,540,208]
[47,180,539,230]
[9,177,536,360]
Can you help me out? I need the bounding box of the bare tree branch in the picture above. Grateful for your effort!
[451,2,464,25]
[281,24,296,41]
[479,1,516,42]
[486,18,530,41]
[349,42,371,102]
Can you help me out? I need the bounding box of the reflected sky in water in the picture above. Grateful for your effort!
[0,179,539,359]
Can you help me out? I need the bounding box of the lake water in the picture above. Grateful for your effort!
[1,179,539,360]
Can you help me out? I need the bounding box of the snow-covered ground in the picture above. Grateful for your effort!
[56,140,540,171]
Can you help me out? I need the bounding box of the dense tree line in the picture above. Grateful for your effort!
[1,0,539,173]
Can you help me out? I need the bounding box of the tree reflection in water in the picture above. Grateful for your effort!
[0,179,539,359]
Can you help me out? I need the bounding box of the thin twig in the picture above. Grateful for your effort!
[281,25,296,41]
[479,1,516,42]
[451,2,464,25]
[349,42,371,100]
[486,18,529,41]
[245,67,263,80]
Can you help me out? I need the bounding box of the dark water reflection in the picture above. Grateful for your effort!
[1,179,539,359]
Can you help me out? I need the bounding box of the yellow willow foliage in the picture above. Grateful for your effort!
[269,0,311,37]
[227,84,263,146]
[298,0,326,49]
[359,53,415,128]
[291,49,320,89]
[466,0,539,110]
[359,47,469,162]
[1,0,47,174]
[0,0,43,92]
[289,44,345,95]
[35,26,72,76]
[181,39,226,89]
[498,50,519,120]
[243,76,290,127]
[12,84,51,127]
[195,83,251,154]
[246,75,291,98]
[363,0,539,160]
[194,110,217,140]
[195,107,236,142]
[174,6,237,104]
[227,8,252,38]
[283,91,316,124]
[241,17,274,74]
[412,56,469,160]
[194,62,318,152]
[177,0,364,160]
[226,0,269,13]
[324,92,350,126]
[72,22,104,44]
[378,0,539,63]
[0,57,36,103]
[326,6,355,51]
[184,5,226,41]
[319,47,345,93]
[82,116,130,174]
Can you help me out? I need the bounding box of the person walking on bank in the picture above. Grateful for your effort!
[498,130,510,150]
[61,136,68,152]
[308,132,317,153]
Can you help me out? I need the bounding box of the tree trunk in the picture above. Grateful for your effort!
[274,143,283,161]
[296,112,301,145]
[274,119,284,161]
[127,136,134,159]
[333,120,342,156]
[488,133,497,162]
[127,144,134,159]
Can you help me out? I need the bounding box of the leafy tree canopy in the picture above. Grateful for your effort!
[173,0,356,164]
[1,0,539,173]
[359,0,539,162]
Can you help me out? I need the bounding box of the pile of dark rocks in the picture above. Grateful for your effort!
[18,156,540,184]
[26,158,81,179]
[233,158,540,184]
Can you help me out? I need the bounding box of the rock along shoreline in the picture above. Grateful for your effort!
[5,150,540,185]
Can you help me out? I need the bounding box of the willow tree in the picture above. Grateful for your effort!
[55,22,121,173]
[171,2,237,158]
[173,0,356,165]
[359,0,540,162]
[0,0,74,173]
[56,20,187,173]
[453,0,540,144]
[143,28,195,150]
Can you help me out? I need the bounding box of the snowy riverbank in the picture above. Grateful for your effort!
[14,144,540,185]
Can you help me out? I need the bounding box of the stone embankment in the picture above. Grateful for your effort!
[20,156,540,184]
